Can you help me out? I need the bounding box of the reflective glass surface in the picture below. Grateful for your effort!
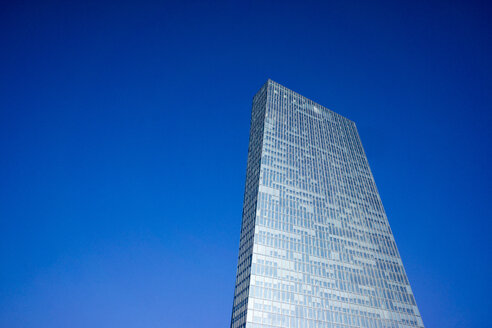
[231,80,424,328]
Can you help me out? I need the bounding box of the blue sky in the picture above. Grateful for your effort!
[0,1,490,327]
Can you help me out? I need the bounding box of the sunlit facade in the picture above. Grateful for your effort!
[230,80,424,328]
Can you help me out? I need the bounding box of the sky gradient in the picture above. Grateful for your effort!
[0,1,491,327]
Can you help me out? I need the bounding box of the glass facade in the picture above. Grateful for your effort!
[230,80,424,328]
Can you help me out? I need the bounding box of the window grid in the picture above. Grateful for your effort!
[231,80,424,328]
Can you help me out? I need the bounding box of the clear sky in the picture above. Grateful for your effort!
[0,1,490,327]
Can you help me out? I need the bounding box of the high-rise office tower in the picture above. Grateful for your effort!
[230,80,424,328]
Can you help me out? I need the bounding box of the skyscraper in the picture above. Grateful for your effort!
[230,80,424,328]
